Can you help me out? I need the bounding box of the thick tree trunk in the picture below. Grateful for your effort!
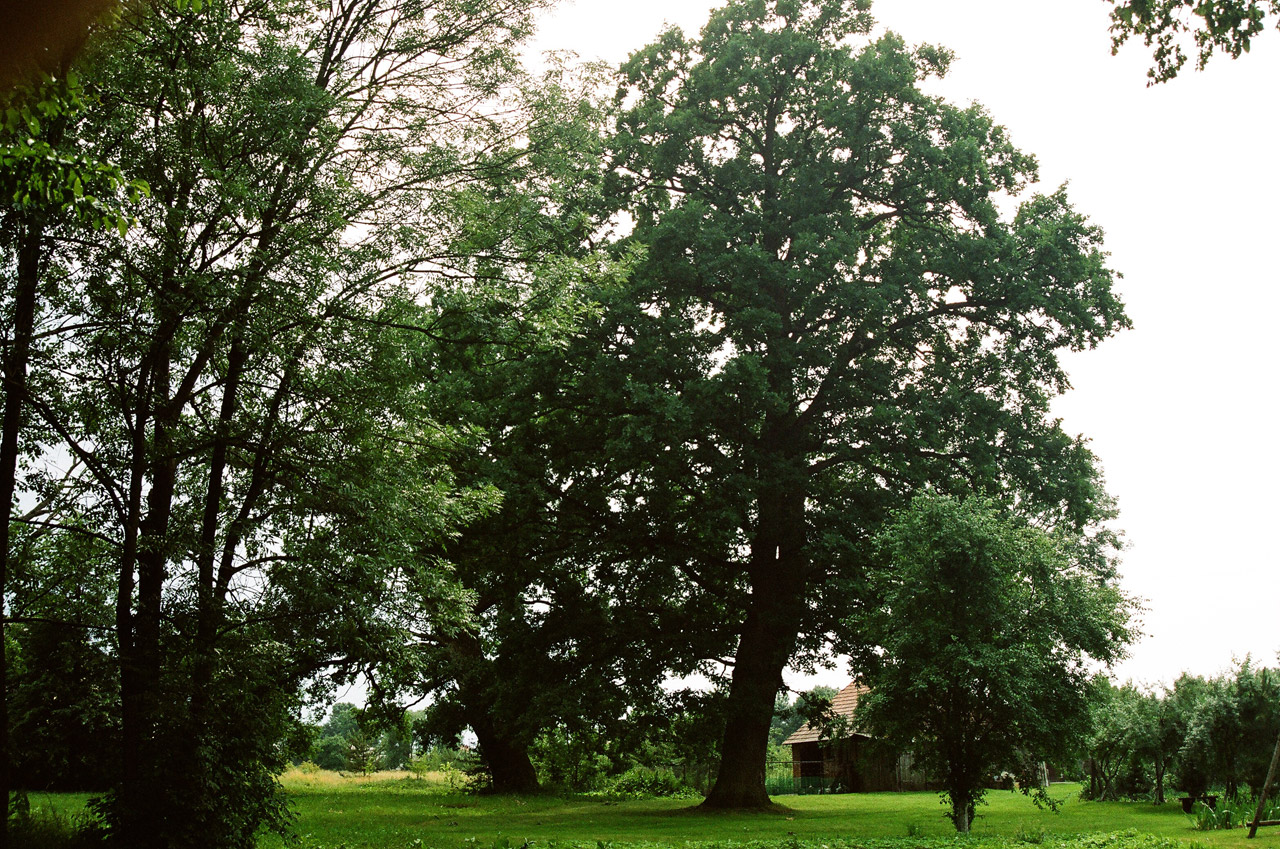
[700,601,794,808]
[0,219,43,848]
[702,485,805,810]
[448,633,540,794]
[470,711,540,794]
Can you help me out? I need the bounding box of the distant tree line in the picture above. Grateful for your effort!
[1082,660,1280,804]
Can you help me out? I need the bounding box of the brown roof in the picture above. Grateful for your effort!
[782,681,870,745]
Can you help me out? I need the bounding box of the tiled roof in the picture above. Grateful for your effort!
[782,681,869,745]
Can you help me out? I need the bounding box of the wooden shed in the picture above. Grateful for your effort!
[782,681,934,793]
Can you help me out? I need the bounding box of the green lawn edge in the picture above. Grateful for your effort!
[30,779,1280,849]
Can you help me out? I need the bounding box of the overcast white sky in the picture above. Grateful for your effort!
[525,0,1280,693]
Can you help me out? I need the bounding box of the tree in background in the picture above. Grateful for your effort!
[857,493,1133,832]
[605,0,1128,808]
[1108,0,1280,82]
[1128,686,1183,804]
[1081,661,1280,806]
[1082,678,1148,801]
[1179,660,1280,800]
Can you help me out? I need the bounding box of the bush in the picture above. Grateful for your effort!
[603,766,699,799]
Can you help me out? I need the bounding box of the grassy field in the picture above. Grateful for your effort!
[29,773,1280,849]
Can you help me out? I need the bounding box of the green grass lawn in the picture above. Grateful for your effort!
[30,775,1280,849]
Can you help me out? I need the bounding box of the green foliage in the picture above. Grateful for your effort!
[344,730,381,776]
[604,0,1129,804]
[1083,679,1153,802]
[770,687,837,746]
[310,737,348,773]
[6,621,118,791]
[531,727,615,792]
[1187,792,1280,830]
[0,73,147,231]
[599,767,699,800]
[1108,0,1280,82]
[5,522,120,792]
[858,493,1134,831]
[1083,659,1280,806]
[304,703,421,773]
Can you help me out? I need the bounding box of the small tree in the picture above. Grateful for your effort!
[345,730,381,776]
[858,493,1133,832]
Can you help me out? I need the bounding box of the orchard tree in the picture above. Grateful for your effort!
[1108,0,1280,82]
[1128,686,1184,804]
[858,494,1133,832]
[606,0,1128,808]
[1180,659,1280,799]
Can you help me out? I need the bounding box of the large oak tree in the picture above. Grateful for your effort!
[604,0,1129,808]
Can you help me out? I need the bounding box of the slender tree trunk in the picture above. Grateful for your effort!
[954,799,970,833]
[115,364,149,826]
[702,483,805,809]
[118,341,176,849]
[0,218,44,848]
[191,333,246,711]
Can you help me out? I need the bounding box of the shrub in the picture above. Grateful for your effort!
[1188,793,1280,830]
[603,766,699,799]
